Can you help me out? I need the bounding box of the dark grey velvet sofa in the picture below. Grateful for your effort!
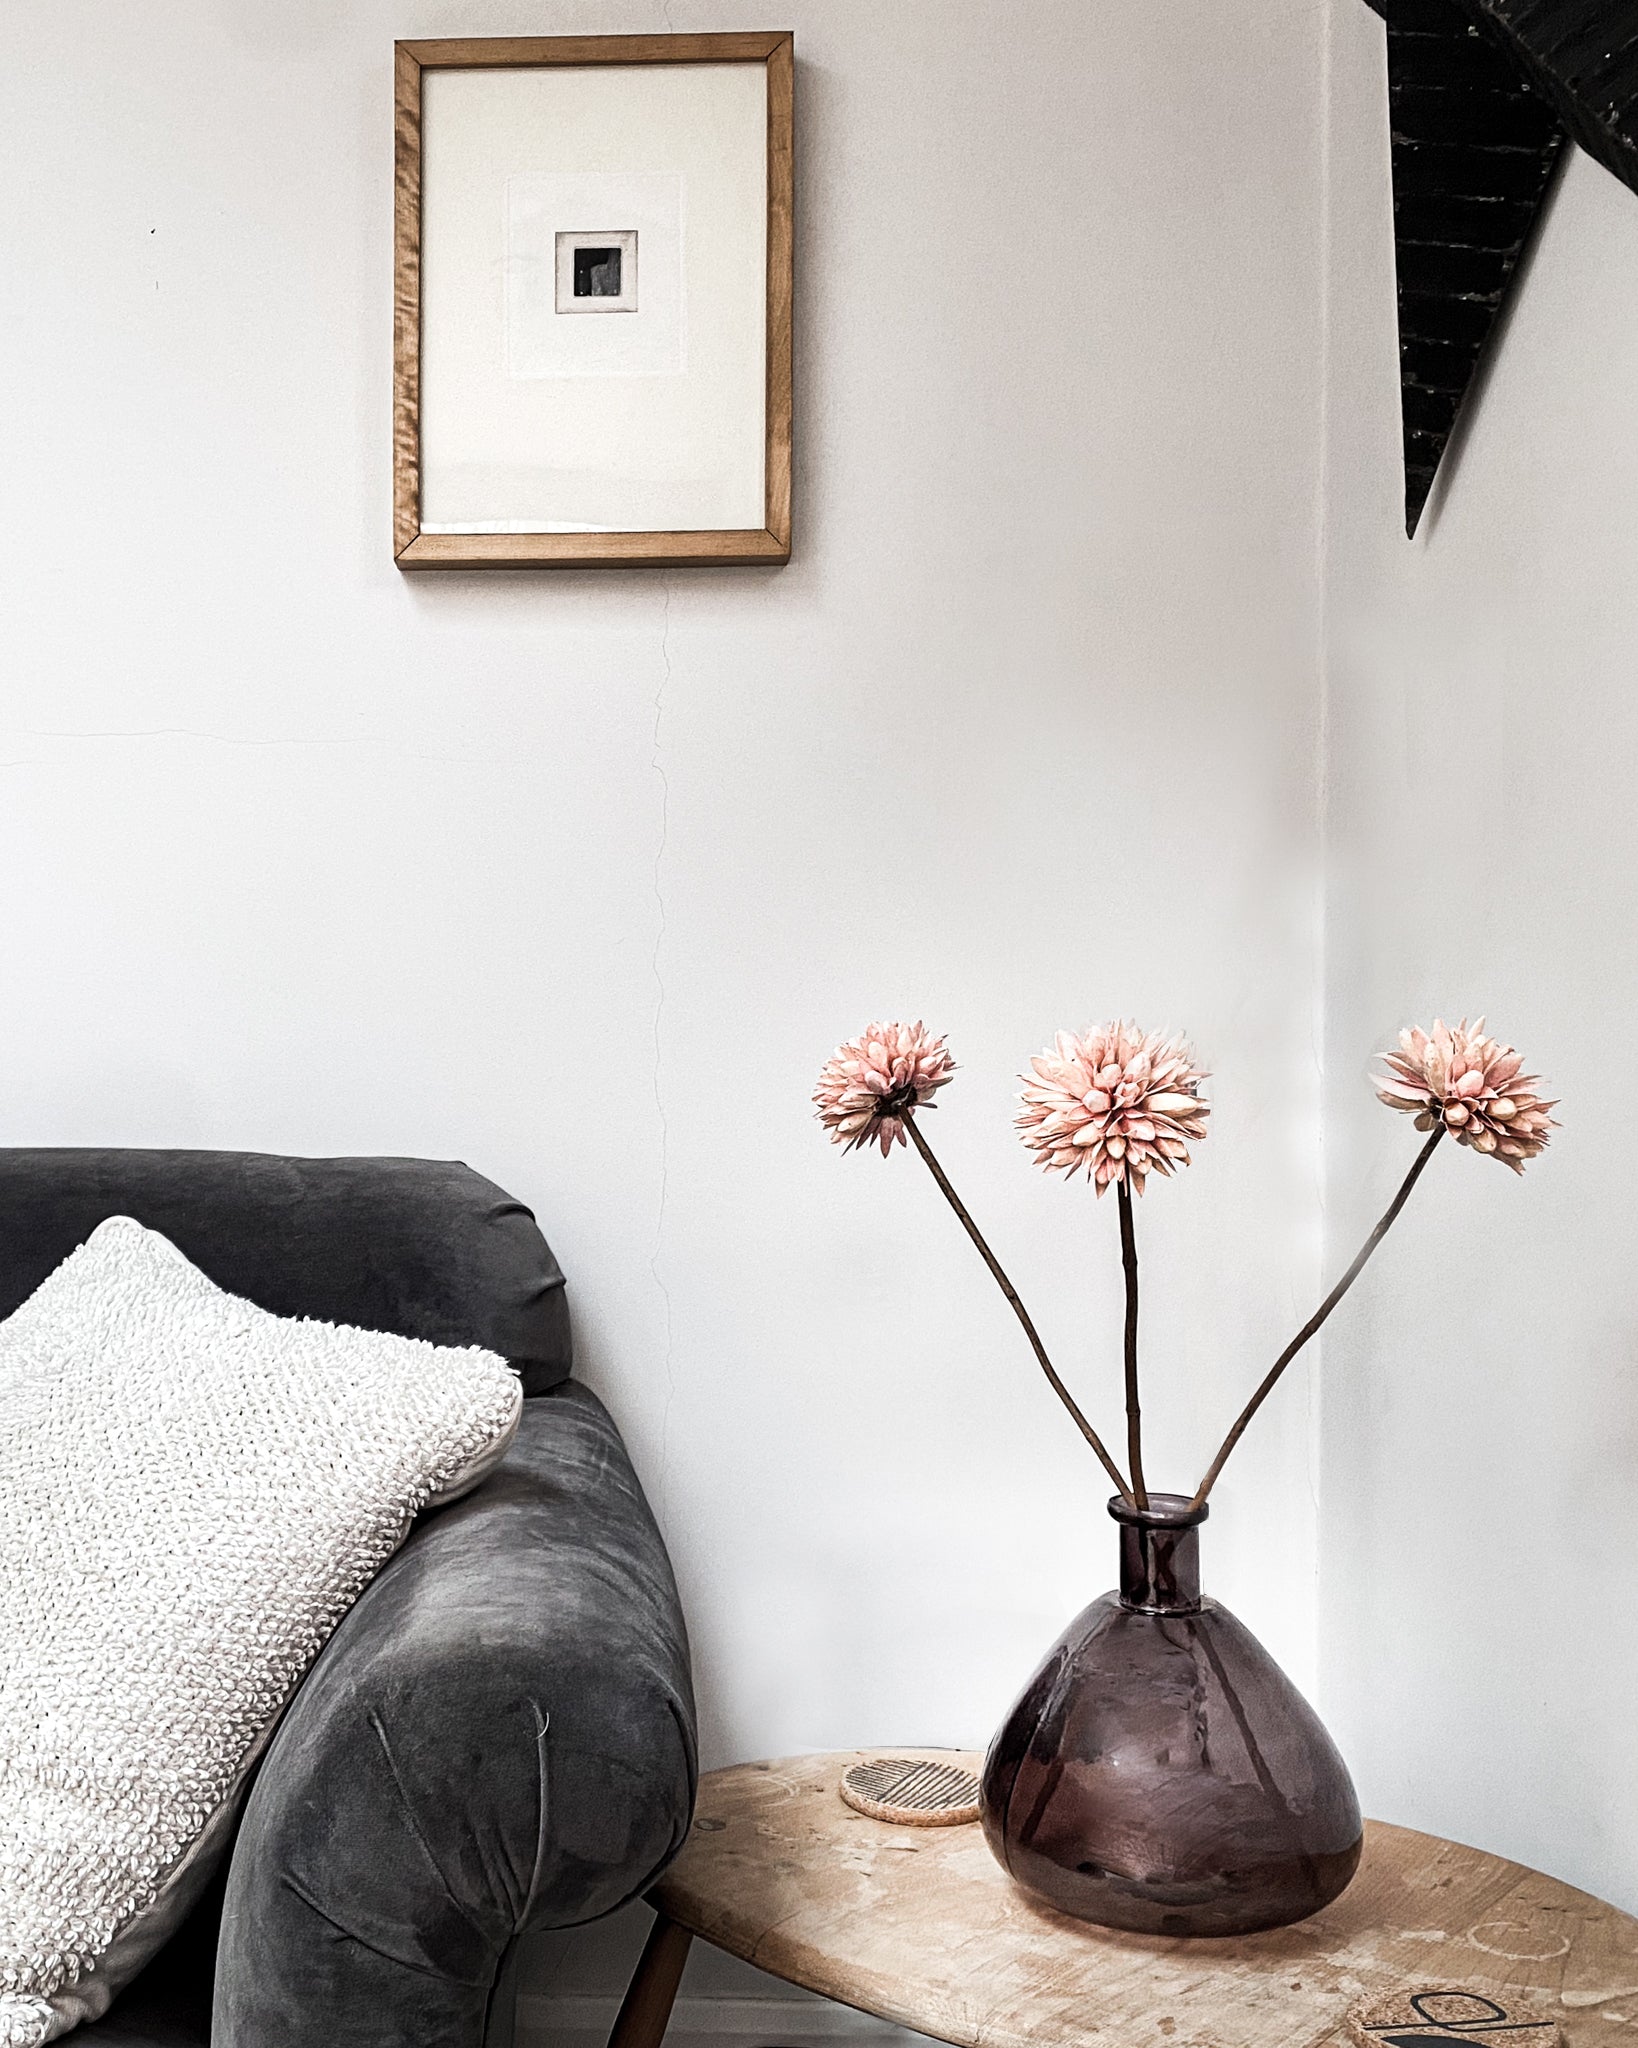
[0,1149,697,2048]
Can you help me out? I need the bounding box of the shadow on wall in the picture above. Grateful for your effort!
[1323,0,1638,1914]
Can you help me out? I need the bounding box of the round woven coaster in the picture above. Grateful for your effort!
[839,1756,981,1826]
[1347,1988,1562,2048]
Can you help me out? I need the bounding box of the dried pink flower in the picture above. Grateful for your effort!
[1375,1018,1556,1171]
[1016,1023,1210,1194]
[814,1021,958,1157]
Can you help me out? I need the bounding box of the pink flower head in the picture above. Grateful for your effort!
[1017,1022,1209,1194]
[814,1021,957,1157]
[1375,1018,1556,1171]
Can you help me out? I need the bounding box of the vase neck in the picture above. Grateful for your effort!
[1109,1494,1208,1614]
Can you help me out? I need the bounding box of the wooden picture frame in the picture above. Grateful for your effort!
[393,32,793,570]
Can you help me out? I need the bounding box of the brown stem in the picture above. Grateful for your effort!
[1190,1123,1447,1510]
[1116,1177,1148,1511]
[903,1114,1135,1503]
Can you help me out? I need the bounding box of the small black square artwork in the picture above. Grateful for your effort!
[573,246,623,298]
[554,229,638,315]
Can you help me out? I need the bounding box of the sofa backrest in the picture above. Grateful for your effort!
[0,1149,571,1395]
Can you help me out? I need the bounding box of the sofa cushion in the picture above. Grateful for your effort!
[0,1218,523,2045]
[0,1150,571,1394]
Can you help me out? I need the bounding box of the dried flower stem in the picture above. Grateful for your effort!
[1116,1179,1148,1511]
[1190,1123,1447,1510]
[904,1113,1135,1502]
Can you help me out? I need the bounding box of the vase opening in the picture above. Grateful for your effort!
[1108,1492,1207,1616]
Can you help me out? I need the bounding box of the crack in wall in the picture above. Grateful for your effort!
[1310,0,1338,1688]
[651,577,676,1507]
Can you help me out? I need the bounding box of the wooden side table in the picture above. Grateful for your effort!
[609,1750,1638,2048]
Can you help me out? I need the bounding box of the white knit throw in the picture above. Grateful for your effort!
[0,1217,523,2042]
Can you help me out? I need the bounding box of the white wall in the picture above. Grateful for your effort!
[1,0,1332,2021]
[1320,3,1638,1912]
[6,0,1631,1996]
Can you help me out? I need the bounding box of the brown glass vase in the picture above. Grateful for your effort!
[979,1494,1363,1936]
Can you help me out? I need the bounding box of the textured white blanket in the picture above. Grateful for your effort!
[0,1217,523,2043]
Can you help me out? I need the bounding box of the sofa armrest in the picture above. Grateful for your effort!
[213,1383,696,2048]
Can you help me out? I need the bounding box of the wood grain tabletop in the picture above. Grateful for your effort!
[652,1751,1638,2048]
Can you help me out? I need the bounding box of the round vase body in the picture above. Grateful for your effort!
[980,1496,1363,1937]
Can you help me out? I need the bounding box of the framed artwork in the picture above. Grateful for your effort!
[393,31,793,569]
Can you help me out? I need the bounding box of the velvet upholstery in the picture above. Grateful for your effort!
[213,1383,694,2045]
[0,1149,571,1393]
[0,1150,695,2047]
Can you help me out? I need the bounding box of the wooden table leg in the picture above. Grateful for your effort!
[608,1911,694,2048]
